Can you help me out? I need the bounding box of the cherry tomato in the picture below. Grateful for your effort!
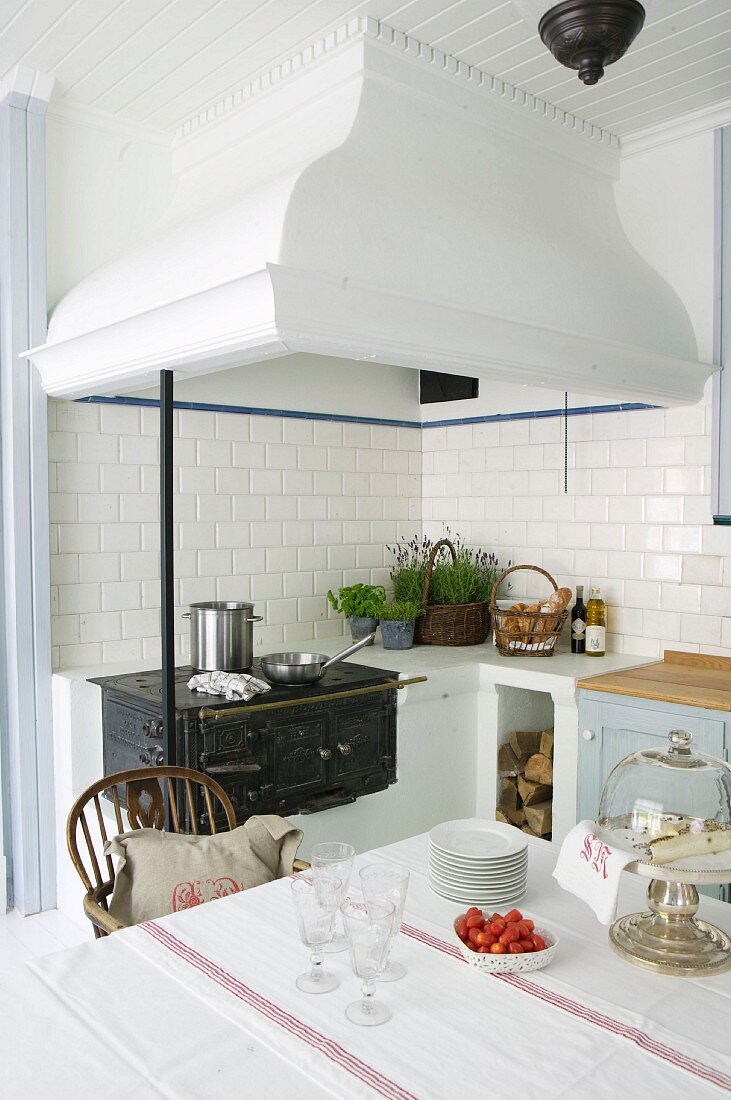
[508,941,524,954]
[488,912,504,923]
[531,934,547,952]
[476,931,497,947]
[466,914,484,930]
[468,927,482,945]
[515,921,531,939]
[518,938,534,952]
[489,919,506,936]
[489,942,507,954]
[466,907,482,918]
[455,918,469,941]
[465,940,478,951]
[504,909,523,925]
[478,945,492,953]
[522,919,535,933]
[499,925,520,945]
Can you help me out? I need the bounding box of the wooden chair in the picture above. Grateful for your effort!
[67,766,308,938]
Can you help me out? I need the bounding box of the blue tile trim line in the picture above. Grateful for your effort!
[421,402,661,428]
[74,395,422,430]
[75,395,661,429]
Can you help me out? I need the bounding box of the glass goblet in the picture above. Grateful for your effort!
[359,862,410,982]
[290,874,341,994]
[311,841,355,953]
[341,899,395,1027]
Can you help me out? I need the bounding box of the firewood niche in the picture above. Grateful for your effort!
[496,729,554,840]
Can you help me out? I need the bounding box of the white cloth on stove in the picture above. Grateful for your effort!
[187,670,271,701]
[552,818,637,925]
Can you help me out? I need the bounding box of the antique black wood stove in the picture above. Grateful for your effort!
[92,660,401,831]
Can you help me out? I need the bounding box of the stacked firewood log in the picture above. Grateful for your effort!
[495,728,553,839]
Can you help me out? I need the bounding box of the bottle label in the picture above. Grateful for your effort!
[572,617,586,640]
[585,626,606,654]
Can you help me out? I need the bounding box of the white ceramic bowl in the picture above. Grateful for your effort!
[454,919,558,973]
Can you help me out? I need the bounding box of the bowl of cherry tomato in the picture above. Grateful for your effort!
[453,907,558,973]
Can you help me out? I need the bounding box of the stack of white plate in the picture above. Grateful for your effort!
[428,819,528,906]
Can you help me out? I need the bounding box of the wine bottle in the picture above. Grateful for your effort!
[585,587,606,657]
[571,585,586,654]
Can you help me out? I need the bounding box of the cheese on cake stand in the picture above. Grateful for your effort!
[595,730,731,976]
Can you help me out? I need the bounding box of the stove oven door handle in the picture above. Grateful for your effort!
[204,762,262,776]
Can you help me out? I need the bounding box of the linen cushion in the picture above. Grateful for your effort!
[105,815,303,926]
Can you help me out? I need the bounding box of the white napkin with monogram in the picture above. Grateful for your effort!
[187,671,271,702]
[552,819,637,925]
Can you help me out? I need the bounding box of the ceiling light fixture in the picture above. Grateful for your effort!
[513,0,647,86]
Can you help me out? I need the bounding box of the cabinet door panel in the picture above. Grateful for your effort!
[579,701,725,822]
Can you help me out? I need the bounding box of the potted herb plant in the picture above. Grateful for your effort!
[387,530,503,646]
[377,600,423,650]
[327,583,386,645]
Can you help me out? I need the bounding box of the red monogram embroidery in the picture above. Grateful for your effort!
[579,833,611,880]
[171,877,244,911]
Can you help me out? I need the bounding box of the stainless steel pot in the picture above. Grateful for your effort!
[260,632,376,686]
[184,601,263,672]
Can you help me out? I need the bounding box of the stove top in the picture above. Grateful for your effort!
[90,659,400,713]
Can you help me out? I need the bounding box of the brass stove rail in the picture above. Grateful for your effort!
[198,676,428,720]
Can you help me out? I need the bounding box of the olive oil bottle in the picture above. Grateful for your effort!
[585,587,606,657]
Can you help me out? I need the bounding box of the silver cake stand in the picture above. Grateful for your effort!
[610,859,731,976]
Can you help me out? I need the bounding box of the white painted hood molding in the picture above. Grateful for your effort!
[28,20,710,403]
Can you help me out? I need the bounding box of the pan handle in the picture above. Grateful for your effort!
[319,631,376,674]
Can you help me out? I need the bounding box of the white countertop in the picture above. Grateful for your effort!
[54,637,651,694]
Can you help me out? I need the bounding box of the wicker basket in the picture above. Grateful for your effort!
[413,539,491,647]
[490,565,569,657]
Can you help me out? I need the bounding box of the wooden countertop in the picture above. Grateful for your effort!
[577,650,731,711]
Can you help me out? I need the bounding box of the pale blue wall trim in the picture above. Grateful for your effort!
[75,394,661,430]
[0,84,54,913]
[712,125,730,524]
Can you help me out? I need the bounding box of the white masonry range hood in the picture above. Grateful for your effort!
[28,19,711,404]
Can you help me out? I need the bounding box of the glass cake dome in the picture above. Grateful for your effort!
[597,730,731,866]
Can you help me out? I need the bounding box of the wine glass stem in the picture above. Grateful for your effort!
[309,947,324,984]
[360,978,377,1015]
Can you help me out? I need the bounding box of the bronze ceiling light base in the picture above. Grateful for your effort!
[539,0,646,86]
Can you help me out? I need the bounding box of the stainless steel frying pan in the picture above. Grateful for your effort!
[260,632,376,686]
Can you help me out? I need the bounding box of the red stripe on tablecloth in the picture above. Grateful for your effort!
[400,922,731,1093]
[140,921,418,1100]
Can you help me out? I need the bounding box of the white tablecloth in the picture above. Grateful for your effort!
[2,833,730,1098]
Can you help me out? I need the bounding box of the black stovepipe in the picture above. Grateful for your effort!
[160,369,176,766]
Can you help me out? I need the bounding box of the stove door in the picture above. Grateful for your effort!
[332,700,393,782]
[269,713,332,802]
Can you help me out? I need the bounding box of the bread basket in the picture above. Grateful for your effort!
[490,565,570,657]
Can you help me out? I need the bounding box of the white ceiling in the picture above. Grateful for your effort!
[0,0,729,138]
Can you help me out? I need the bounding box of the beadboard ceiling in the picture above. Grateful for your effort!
[1,0,729,139]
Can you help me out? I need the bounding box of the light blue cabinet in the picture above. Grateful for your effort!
[577,691,727,821]
[578,690,729,901]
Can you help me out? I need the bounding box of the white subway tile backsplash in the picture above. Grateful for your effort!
[625,468,663,496]
[591,468,626,495]
[681,614,722,646]
[49,390,731,670]
[314,421,342,446]
[59,583,100,614]
[644,554,682,582]
[625,524,662,552]
[660,583,701,614]
[610,439,645,467]
[79,552,121,583]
